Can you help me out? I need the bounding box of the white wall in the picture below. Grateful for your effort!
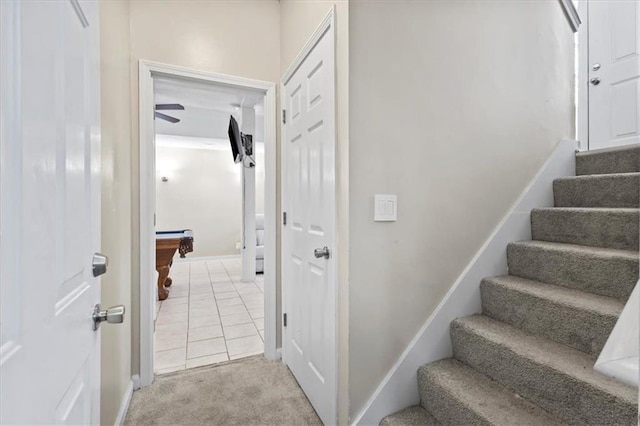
[348,0,575,420]
[129,0,281,376]
[155,142,265,258]
[99,1,132,424]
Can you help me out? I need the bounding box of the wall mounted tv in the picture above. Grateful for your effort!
[228,115,244,164]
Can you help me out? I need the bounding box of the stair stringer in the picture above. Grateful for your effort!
[352,139,579,426]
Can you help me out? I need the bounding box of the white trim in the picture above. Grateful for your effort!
[138,61,279,388]
[352,139,579,425]
[113,379,134,426]
[577,0,589,150]
[263,82,278,361]
[280,7,339,425]
[173,254,241,263]
[280,81,286,368]
[138,61,155,388]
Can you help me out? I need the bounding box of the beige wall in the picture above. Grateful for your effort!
[129,0,281,377]
[101,2,575,424]
[279,1,350,423]
[348,0,574,419]
[100,1,132,424]
[155,144,265,258]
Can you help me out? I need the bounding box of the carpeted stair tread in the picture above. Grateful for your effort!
[507,240,638,300]
[576,144,640,176]
[480,275,623,356]
[380,146,639,425]
[531,207,639,251]
[553,173,639,208]
[451,315,637,425]
[417,359,563,426]
[380,405,439,426]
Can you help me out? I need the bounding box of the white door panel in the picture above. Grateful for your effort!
[283,21,337,425]
[588,0,640,149]
[0,1,101,424]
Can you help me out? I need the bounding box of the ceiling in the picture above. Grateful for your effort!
[154,77,265,143]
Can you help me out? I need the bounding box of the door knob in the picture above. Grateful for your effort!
[590,77,601,86]
[92,304,125,330]
[314,246,330,259]
[92,253,109,277]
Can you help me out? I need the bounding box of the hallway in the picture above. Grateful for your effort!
[125,355,321,425]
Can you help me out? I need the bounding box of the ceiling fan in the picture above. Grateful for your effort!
[155,103,184,123]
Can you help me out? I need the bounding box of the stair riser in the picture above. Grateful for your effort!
[417,368,489,426]
[480,280,619,356]
[507,243,637,301]
[576,146,640,176]
[554,174,639,208]
[451,323,636,425]
[531,209,639,251]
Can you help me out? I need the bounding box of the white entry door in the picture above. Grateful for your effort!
[282,15,337,425]
[0,1,104,424]
[588,0,640,150]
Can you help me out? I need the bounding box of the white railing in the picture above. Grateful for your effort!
[594,282,639,388]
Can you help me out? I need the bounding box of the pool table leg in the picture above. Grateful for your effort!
[164,259,173,287]
[157,265,170,301]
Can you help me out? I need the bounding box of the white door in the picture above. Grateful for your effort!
[282,19,337,425]
[588,0,640,150]
[0,1,104,424]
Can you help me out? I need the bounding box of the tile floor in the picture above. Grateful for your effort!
[154,258,265,374]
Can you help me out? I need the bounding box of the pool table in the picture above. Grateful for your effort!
[155,229,194,300]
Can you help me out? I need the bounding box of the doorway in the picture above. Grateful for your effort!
[578,1,640,150]
[138,62,277,386]
[153,77,268,373]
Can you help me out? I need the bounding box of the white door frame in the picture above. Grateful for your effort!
[280,7,339,423]
[138,60,278,387]
[577,0,589,150]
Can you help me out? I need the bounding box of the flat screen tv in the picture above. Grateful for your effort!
[228,115,244,164]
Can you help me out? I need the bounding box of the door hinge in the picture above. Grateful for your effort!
[283,313,287,327]
[283,212,287,226]
[282,109,286,124]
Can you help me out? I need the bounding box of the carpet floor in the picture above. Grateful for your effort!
[124,355,322,425]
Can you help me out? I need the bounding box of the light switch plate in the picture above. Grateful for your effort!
[374,194,397,221]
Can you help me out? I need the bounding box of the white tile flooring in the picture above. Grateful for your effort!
[154,258,265,374]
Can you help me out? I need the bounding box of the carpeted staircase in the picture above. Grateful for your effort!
[381,144,639,425]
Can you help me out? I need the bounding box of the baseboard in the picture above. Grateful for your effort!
[114,378,134,426]
[174,254,241,263]
[352,139,578,425]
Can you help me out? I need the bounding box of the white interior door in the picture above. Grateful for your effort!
[0,1,102,423]
[588,0,640,150]
[282,20,337,425]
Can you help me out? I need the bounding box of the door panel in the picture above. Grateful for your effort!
[283,21,336,424]
[588,1,640,149]
[0,1,101,423]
